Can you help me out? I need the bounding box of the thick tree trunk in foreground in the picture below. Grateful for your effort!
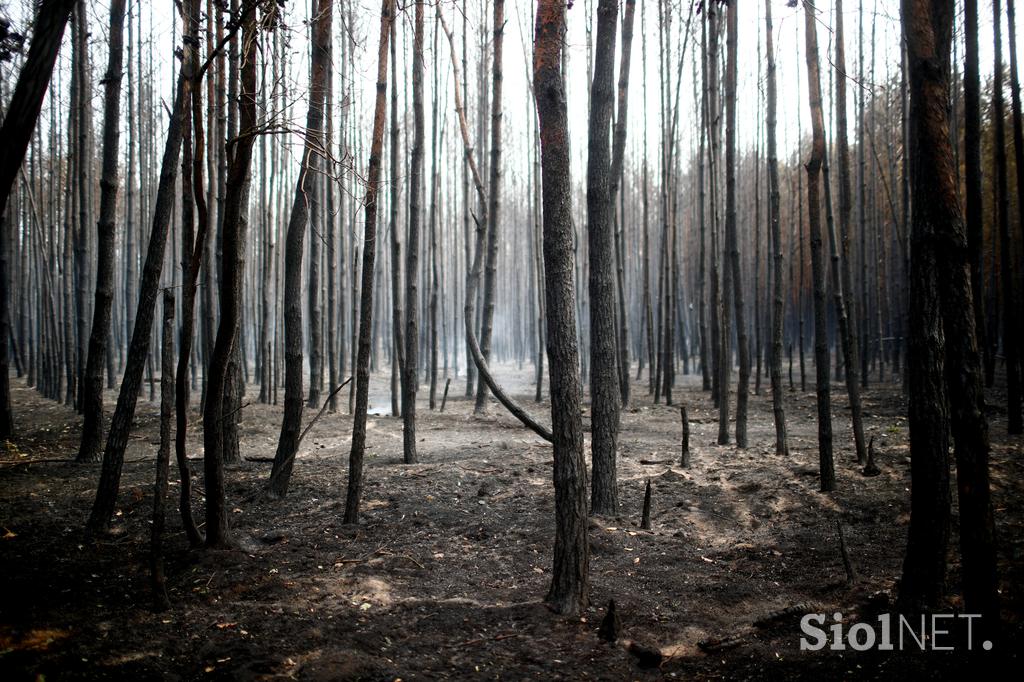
[202,3,258,547]
[344,0,394,525]
[535,0,589,617]
[587,0,620,516]
[76,0,127,463]
[900,0,998,630]
[270,0,334,497]
[0,0,78,439]
[802,0,834,492]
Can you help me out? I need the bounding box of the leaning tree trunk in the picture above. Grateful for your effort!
[765,0,788,457]
[0,0,79,439]
[76,0,127,462]
[202,1,258,548]
[586,0,620,516]
[535,0,589,617]
[86,66,189,534]
[437,7,554,442]
[269,0,333,497]
[344,0,394,525]
[802,0,834,492]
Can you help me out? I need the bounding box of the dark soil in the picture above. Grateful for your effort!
[1,366,1021,680]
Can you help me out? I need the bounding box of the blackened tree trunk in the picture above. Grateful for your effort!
[150,290,174,611]
[270,0,333,497]
[76,0,127,462]
[535,0,589,616]
[402,0,425,464]
[343,0,394,525]
[765,0,788,457]
[202,2,258,547]
[801,0,834,492]
[724,0,749,448]
[389,18,404,418]
[964,0,987,402]
[900,0,999,627]
[0,0,78,438]
[1004,0,1024,434]
[87,66,189,534]
[587,0,620,516]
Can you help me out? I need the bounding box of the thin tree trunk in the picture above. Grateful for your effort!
[1003,0,1024,433]
[473,0,506,415]
[724,0,749,448]
[270,0,334,497]
[802,0,834,492]
[202,0,258,547]
[77,0,127,462]
[964,0,988,400]
[402,0,425,464]
[765,0,788,457]
[833,0,868,465]
[608,0,636,407]
[344,0,394,524]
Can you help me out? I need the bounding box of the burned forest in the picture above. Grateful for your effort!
[1,0,1023,678]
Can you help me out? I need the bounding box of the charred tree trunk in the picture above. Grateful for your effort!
[802,0,834,492]
[76,0,127,462]
[270,0,334,497]
[87,65,189,534]
[724,0,749,448]
[343,0,394,524]
[202,2,258,547]
[765,0,788,457]
[402,0,425,464]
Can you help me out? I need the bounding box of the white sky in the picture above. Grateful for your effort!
[0,0,1016,197]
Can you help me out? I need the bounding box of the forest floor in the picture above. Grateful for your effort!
[1,364,1022,680]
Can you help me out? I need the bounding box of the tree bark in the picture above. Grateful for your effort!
[586,0,620,515]
[802,0,834,492]
[402,0,425,464]
[76,0,127,462]
[901,0,999,627]
[535,0,589,616]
